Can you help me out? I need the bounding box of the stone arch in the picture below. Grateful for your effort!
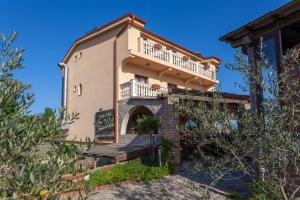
[120,105,153,136]
[118,99,163,138]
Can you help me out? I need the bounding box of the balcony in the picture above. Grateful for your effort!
[137,38,214,79]
[120,80,169,99]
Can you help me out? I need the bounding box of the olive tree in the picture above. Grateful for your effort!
[176,41,300,199]
[0,33,87,199]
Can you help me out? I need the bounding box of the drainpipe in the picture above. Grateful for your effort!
[113,18,134,143]
[58,62,69,129]
[114,34,119,143]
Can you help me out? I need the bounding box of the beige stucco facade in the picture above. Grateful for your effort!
[64,24,128,141]
[60,14,221,141]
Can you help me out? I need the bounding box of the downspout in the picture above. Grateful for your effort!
[113,19,133,143]
[114,33,119,143]
[58,62,69,129]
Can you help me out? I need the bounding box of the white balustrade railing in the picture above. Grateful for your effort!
[143,40,169,63]
[120,80,169,99]
[142,39,214,79]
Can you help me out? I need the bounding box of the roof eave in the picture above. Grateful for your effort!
[219,0,300,47]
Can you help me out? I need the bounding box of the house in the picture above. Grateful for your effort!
[220,0,300,111]
[59,13,249,151]
[58,13,252,166]
[59,14,219,141]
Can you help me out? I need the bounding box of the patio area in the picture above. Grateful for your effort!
[84,135,160,166]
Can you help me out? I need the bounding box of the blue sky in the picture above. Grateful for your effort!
[2,0,289,113]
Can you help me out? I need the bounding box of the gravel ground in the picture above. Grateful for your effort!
[88,175,226,200]
[87,160,253,200]
[178,161,251,197]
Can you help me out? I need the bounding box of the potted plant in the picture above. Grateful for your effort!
[183,55,189,61]
[154,43,162,50]
[190,57,197,61]
[136,115,160,161]
[151,84,161,91]
[204,64,209,70]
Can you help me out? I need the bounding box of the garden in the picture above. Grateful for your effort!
[87,156,170,186]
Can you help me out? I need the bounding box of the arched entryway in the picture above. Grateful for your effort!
[126,106,153,134]
[120,105,154,136]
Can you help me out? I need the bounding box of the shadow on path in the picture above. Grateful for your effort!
[177,161,251,197]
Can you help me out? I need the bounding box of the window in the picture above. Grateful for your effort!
[262,36,278,100]
[185,120,196,129]
[229,119,238,129]
[78,83,82,96]
[135,75,148,83]
[281,21,300,53]
[215,121,223,129]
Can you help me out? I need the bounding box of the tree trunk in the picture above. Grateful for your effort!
[151,133,155,162]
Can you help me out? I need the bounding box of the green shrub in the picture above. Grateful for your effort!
[249,179,283,200]
[0,33,85,199]
[227,192,245,200]
[87,157,170,186]
[136,115,160,134]
[251,193,271,200]
[161,138,172,165]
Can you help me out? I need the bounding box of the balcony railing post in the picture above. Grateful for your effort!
[130,79,137,97]
[168,49,173,64]
[199,63,202,74]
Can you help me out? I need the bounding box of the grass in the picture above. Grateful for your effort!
[87,157,171,186]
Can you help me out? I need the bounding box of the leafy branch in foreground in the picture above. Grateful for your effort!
[0,33,87,199]
[176,41,300,200]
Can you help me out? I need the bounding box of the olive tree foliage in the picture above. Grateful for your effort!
[0,33,86,199]
[176,41,300,200]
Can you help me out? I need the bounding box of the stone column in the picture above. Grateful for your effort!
[161,96,181,167]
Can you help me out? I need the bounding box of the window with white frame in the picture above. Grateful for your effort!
[78,83,82,96]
